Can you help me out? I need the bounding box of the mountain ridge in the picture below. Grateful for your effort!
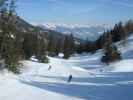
[38,23,108,41]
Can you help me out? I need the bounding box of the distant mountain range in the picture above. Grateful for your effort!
[4,15,106,43]
[38,23,107,41]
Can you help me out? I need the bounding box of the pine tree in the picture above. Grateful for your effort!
[23,33,37,59]
[35,36,49,63]
[47,34,57,56]
[101,33,121,63]
[63,34,74,59]
[0,0,22,73]
[125,20,133,34]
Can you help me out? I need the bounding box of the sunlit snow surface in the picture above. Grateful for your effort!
[0,35,133,100]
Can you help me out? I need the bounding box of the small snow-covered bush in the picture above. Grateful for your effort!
[6,63,20,74]
[39,55,49,63]
[101,45,121,64]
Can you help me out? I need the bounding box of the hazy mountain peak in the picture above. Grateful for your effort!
[38,23,107,41]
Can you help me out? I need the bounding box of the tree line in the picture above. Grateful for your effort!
[0,0,75,73]
[76,20,133,63]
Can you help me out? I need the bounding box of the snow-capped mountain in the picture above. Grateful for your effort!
[39,23,107,41]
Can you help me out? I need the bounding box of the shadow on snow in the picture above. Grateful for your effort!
[19,73,133,100]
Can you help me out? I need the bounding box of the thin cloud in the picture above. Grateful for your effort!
[48,0,62,3]
[97,0,133,8]
[115,1,133,8]
[48,0,57,2]
[16,2,33,6]
[73,4,103,16]
[16,0,34,6]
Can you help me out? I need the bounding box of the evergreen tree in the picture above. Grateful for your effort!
[35,36,49,63]
[101,33,121,63]
[47,34,57,56]
[124,20,133,33]
[63,34,74,59]
[23,33,37,59]
[0,0,22,73]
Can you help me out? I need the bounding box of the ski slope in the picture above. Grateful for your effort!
[0,35,133,100]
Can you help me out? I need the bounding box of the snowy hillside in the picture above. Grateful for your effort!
[0,34,133,100]
[39,23,107,41]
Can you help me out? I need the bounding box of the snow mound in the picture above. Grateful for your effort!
[109,60,133,72]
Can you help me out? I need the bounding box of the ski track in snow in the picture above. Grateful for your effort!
[0,35,133,100]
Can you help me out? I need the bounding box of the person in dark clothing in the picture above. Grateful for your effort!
[67,74,72,82]
[99,69,103,72]
[48,65,52,70]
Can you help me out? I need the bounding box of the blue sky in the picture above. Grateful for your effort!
[16,0,133,25]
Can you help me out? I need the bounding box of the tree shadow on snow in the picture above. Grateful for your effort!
[19,74,133,100]
[122,49,133,59]
[29,72,133,84]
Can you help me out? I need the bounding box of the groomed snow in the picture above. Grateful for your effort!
[0,34,133,100]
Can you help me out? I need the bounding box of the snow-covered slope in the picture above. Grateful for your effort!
[0,34,133,100]
[39,23,106,41]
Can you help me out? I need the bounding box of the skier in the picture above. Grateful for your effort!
[67,74,72,83]
[99,69,103,72]
[48,65,52,71]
